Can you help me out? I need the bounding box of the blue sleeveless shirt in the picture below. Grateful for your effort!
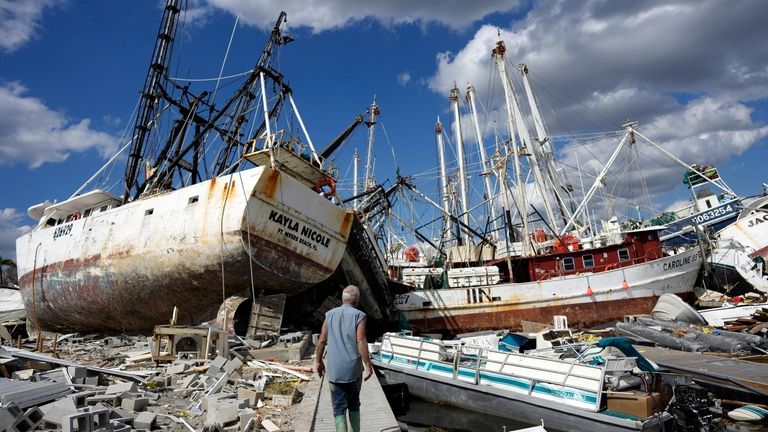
[325,304,366,383]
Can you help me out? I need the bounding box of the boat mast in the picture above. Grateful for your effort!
[436,118,453,240]
[492,39,532,256]
[450,86,471,242]
[363,97,379,191]
[123,0,183,204]
[559,122,636,236]
[518,63,574,226]
[466,84,500,239]
[353,149,360,208]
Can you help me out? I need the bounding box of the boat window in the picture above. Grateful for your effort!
[618,248,630,262]
[582,254,594,268]
[83,208,92,217]
[145,209,154,216]
[562,257,575,271]
[188,196,199,205]
[100,205,108,212]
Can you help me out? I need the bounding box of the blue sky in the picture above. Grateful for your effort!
[1,0,767,260]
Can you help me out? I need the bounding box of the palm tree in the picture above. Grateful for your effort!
[0,256,17,286]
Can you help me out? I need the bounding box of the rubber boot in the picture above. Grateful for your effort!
[349,410,361,432]
[334,415,348,432]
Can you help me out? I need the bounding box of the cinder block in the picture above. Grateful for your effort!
[202,392,235,410]
[205,399,240,426]
[143,391,160,402]
[176,374,198,389]
[109,407,135,421]
[223,358,243,375]
[236,388,265,408]
[0,402,23,430]
[261,419,281,432]
[62,412,91,432]
[11,415,34,432]
[120,397,148,412]
[207,356,228,376]
[85,395,120,407]
[104,382,137,395]
[39,398,79,427]
[84,376,99,386]
[89,409,110,430]
[238,408,257,430]
[23,407,44,429]
[68,366,88,378]
[70,391,99,408]
[134,412,156,430]
[109,420,131,432]
[272,391,296,407]
[165,363,188,375]
[102,337,121,347]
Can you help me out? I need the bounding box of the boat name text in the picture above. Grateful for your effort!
[53,223,73,239]
[746,213,768,228]
[269,210,330,250]
[662,251,700,271]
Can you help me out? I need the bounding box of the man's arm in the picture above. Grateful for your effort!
[315,321,328,377]
[356,317,373,381]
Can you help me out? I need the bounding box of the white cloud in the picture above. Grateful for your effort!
[0,82,119,168]
[426,0,768,219]
[0,0,62,52]
[0,209,32,261]
[204,0,522,32]
[397,72,411,86]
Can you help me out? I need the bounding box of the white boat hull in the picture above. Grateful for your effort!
[373,333,671,431]
[15,166,353,333]
[707,195,768,293]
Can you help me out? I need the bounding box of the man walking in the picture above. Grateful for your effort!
[316,285,373,432]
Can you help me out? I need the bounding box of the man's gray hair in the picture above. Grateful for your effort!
[342,285,360,303]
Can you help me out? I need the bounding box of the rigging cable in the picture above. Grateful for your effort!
[238,169,258,302]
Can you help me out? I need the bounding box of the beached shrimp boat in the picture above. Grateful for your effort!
[15,4,356,333]
[384,39,703,334]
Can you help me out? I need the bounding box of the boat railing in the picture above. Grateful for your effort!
[468,346,603,396]
[380,333,604,411]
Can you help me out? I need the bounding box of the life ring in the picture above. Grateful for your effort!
[314,176,336,196]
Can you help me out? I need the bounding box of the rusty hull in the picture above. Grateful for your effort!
[403,293,692,335]
[19,228,323,334]
[15,166,357,334]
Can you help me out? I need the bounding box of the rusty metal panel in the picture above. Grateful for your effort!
[246,294,286,339]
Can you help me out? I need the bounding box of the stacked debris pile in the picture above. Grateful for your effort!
[615,316,767,354]
[720,307,768,334]
[0,326,319,432]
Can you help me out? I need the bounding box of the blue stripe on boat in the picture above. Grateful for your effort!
[378,353,598,405]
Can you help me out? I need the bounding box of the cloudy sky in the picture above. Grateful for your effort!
[1,0,767,260]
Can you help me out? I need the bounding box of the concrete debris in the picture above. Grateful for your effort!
[134,411,156,429]
[261,418,281,432]
[0,326,318,431]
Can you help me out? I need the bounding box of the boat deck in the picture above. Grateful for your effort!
[637,346,768,397]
